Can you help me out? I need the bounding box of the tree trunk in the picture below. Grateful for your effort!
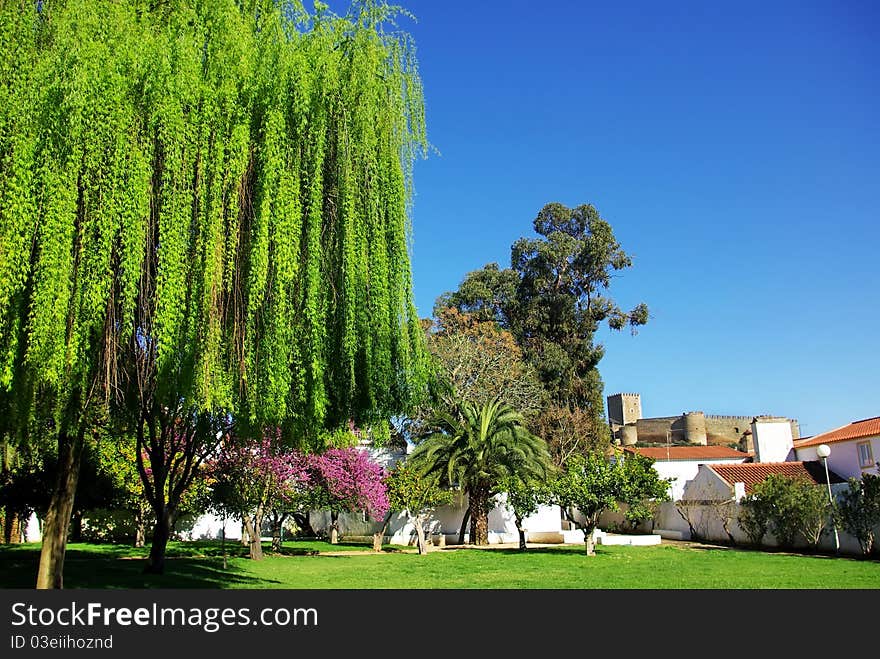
[3,507,20,544]
[70,511,83,543]
[134,507,145,548]
[243,512,263,561]
[270,514,285,553]
[292,511,315,538]
[221,521,228,570]
[413,513,429,555]
[373,511,393,552]
[36,429,85,589]
[583,524,596,556]
[458,506,471,545]
[329,510,339,544]
[469,486,490,546]
[515,516,527,551]
[144,509,173,574]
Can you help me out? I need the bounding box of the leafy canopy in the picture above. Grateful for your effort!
[0,0,429,440]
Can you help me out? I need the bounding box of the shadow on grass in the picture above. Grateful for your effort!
[0,544,278,589]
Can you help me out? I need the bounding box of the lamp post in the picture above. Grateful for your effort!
[816,444,840,553]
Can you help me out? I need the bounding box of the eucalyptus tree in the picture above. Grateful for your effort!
[410,399,551,545]
[439,203,649,457]
[0,0,428,586]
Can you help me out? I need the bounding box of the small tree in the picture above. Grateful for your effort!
[741,475,832,551]
[309,448,389,545]
[708,499,739,546]
[675,499,707,542]
[738,493,771,547]
[383,462,453,555]
[210,431,310,560]
[502,477,551,551]
[618,453,670,531]
[551,451,669,555]
[836,474,880,557]
[789,481,832,551]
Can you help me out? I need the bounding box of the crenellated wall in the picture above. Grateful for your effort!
[609,392,799,448]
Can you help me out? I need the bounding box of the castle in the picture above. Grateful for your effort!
[606,392,800,451]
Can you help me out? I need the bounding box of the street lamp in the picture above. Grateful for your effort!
[816,444,840,553]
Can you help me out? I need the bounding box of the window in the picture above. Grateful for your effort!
[857,441,875,469]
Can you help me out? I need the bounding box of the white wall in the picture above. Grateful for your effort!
[795,437,880,481]
[752,418,795,463]
[308,492,568,546]
[653,458,748,501]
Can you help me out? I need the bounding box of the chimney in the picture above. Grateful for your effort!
[733,482,746,502]
[751,416,794,463]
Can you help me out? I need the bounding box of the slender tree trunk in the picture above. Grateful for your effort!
[70,511,83,543]
[221,519,228,569]
[36,429,85,589]
[144,508,173,574]
[270,513,286,553]
[583,522,597,556]
[134,507,145,548]
[373,510,393,552]
[329,510,339,544]
[515,515,527,551]
[469,486,490,546]
[458,505,471,545]
[413,513,429,555]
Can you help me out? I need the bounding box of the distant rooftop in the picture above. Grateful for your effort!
[795,416,880,448]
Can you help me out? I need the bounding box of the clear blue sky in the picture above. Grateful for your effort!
[370,1,878,438]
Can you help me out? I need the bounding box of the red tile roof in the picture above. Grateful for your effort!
[623,446,750,461]
[794,417,880,448]
[708,461,845,493]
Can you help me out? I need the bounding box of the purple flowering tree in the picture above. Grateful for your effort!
[308,447,389,544]
[209,429,310,560]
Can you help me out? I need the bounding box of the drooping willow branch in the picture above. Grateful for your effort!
[0,0,430,443]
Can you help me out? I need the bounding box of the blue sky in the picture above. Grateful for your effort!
[377,1,879,438]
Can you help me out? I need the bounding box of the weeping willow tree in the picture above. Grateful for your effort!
[0,0,429,586]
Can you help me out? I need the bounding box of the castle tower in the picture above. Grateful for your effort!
[683,411,707,445]
[607,393,642,428]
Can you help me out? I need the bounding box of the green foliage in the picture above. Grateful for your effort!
[0,0,429,439]
[551,451,670,535]
[409,398,552,497]
[741,475,832,550]
[385,461,453,517]
[835,474,880,556]
[738,493,771,547]
[502,476,552,524]
[617,453,671,529]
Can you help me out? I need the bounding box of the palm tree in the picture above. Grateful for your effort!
[409,398,551,545]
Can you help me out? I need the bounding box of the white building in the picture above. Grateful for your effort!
[622,445,750,500]
[793,416,879,480]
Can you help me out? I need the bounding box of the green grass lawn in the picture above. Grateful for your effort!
[0,540,877,589]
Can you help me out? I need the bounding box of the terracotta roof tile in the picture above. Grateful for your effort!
[623,446,750,461]
[708,461,845,493]
[794,417,880,448]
